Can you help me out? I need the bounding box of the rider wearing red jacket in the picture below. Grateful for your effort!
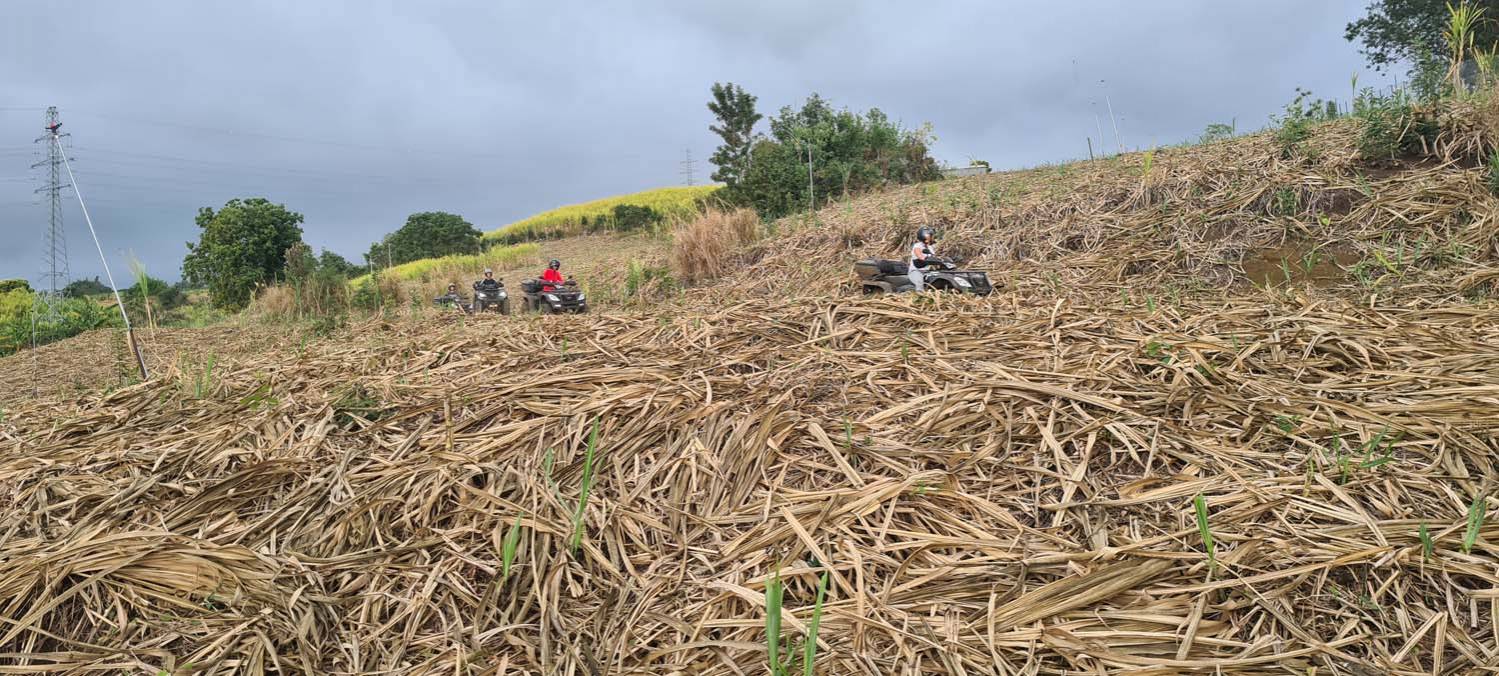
[541,259,564,290]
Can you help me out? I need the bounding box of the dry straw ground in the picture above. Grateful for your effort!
[2,99,1499,674]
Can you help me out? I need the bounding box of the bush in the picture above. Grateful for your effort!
[1198,123,1236,144]
[1273,88,1337,159]
[670,208,760,285]
[612,204,662,231]
[0,279,32,295]
[1353,88,1432,161]
[624,259,676,300]
[0,293,120,356]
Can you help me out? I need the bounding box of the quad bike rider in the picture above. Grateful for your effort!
[854,226,994,295]
[434,283,473,313]
[472,268,510,314]
[520,259,588,313]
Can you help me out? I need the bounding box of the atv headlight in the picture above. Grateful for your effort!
[576,293,585,301]
[545,294,559,302]
[953,277,972,288]
[497,291,507,298]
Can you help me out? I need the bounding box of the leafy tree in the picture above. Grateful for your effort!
[367,212,481,267]
[317,250,361,278]
[0,279,32,295]
[708,82,764,193]
[62,277,109,298]
[1346,0,1499,70]
[182,197,305,310]
[735,93,941,219]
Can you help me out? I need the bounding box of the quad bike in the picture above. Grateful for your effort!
[472,281,511,315]
[519,278,588,314]
[854,256,994,295]
[433,293,472,314]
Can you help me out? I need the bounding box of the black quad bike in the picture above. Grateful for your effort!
[519,278,588,314]
[854,257,994,295]
[433,292,472,314]
[472,281,511,315]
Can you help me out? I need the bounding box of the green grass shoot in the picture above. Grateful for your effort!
[502,513,523,580]
[1463,491,1486,554]
[543,448,557,495]
[802,567,830,676]
[766,564,785,676]
[1194,492,1217,574]
[570,420,600,555]
[1420,522,1434,561]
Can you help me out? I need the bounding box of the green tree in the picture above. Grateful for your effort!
[736,93,940,219]
[182,197,305,310]
[1346,0,1499,70]
[707,82,763,192]
[317,250,361,278]
[367,211,481,267]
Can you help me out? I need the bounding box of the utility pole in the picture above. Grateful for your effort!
[32,106,70,302]
[802,141,814,212]
[679,148,696,186]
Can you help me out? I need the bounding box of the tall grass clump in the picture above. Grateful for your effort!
[483,185,723,246]
[670,208,760,285]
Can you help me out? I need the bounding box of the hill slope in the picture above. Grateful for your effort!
[3,98,1498,673]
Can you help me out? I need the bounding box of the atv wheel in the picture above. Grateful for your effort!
[499,299,510,315]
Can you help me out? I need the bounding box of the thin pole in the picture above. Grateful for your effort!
[1105,94,1121,153]
[806,142,814,212]
[1087,137,1094,161]
[54,134,147,380]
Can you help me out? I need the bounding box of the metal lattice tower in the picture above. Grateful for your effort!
[679,148,696,186]
[32,106,71,303]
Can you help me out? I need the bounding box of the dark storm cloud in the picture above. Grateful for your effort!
[0,0,1387,286]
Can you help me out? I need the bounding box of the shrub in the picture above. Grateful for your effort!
[1273,88,1337,159]
[0,279,32,295]
[1198,122,1236,144]
[670,208,760,285]
[612,204,662,231]
[1353,88,1432,161]
[0,293,120,356]
[624,259,676,299]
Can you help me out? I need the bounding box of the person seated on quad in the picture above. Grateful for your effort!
[540,258,565,291]
[907,226,938,291]
[476,268,501,291]
[435,283,470,313]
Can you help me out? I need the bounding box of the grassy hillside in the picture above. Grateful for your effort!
[483,184,722,245]
[5,94,1499,674]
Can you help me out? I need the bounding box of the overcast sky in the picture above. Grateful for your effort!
[1,0,1393,286]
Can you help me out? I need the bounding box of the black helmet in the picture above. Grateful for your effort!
[916,227,935,243]
[548,259,561,270]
